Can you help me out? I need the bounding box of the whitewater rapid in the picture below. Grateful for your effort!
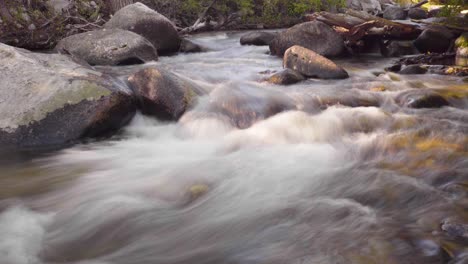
[0,31,467,264]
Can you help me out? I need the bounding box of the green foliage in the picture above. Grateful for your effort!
[149,0,346,27]
[436,0,467,17]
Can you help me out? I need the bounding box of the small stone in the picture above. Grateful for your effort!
[90,1,97,7]
[266,69,305,85]
[188,184,209,200]
[20,12,31,22]
[28,24,36,31]
[441,220,468,239]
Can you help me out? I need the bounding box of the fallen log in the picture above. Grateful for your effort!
[313,10,421,41]
[397,53,456,66]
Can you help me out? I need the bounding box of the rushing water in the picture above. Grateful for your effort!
[1,32,467,264]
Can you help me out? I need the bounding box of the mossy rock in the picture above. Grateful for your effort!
[0,43,136,149]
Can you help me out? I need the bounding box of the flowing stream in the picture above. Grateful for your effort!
[0,31,467,264]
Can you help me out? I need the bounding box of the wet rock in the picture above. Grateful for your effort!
[399,65,428,74]
[269,21,344,57]
[408,7,428,19]
[265,69,305,85]
[396,90,450,108]
[385,64,402,72]
[283,45,349,79]
[0,43,136,149]
[56,29,158,66]
[414,27,454,54]
[441,220,468,239]
[208,86,296,128]
[128,67,202,120]
[383,6,407,20]
[240,31,277,46]
[104,2,181,55]
[179,39,206,53]
[381,40,419,57]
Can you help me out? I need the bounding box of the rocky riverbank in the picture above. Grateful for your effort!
[0,2,467,150]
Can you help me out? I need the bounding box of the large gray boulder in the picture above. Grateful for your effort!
[383,6,407,20]
[283,45,349,79]
[128,67,203,120]
[347,0,382,15]
[413,26,454,53]
[240,31,277,46]
[0,43,136,148]
[104,2,181,55]
[56,28,158,66]
[269,21,344,57]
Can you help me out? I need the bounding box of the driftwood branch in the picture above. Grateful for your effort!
[312,9,421,43]
[409,0,428,9]
[180,0,218,34]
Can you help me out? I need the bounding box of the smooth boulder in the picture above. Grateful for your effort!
[269,21,344,57]
[0,43,136,148]
[283,45,349,79]
[56,28,158,66]
[128,67,203,120]
[414,27,453,53]
[266,69,305,85]
[408,7,427,19]
[240,31,277,46]
[383,6,407,20]
[104,2,181,55]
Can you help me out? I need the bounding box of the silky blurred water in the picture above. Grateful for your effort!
[0,31,467,264]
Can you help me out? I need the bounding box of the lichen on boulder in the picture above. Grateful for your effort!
[0,43,136,148]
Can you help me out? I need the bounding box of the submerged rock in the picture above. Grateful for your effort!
[396,90,450,108]
[383,6,407,20]
[208,86,296,129]
[240,31,277,46]
[414,27,453,54]
[0,43,136,148]
[399,65,428,75]
[179,39,206,53]
[283,45,349,79]
[381,40,419,57]
[56,29,158,66]
[265,69,305,85]
[269,21,344,57]
[128,67,203,120]
[104,2,181,55]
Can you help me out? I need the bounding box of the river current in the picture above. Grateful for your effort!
[0,32,467,264]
